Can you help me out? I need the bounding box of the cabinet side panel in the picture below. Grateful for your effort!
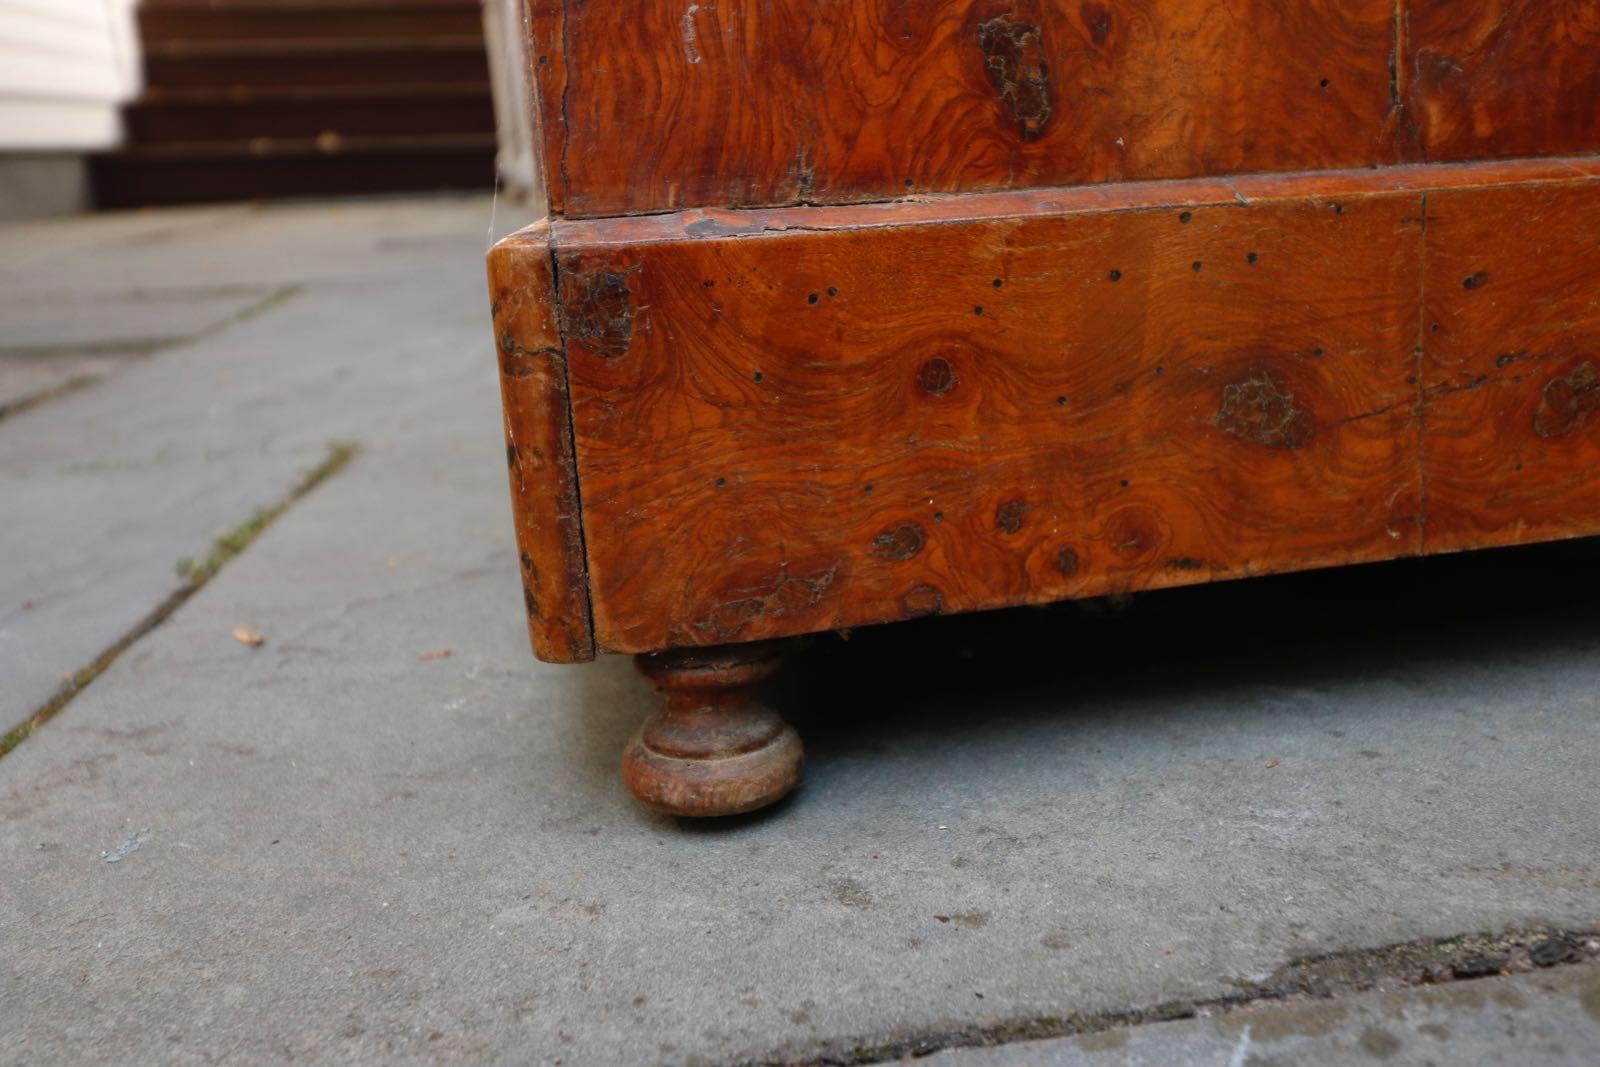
[489,224,595,662]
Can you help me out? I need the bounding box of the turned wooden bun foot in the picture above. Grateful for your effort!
[623,640,802,817]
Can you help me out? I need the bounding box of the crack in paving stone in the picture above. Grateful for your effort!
[739,926,1600,1066]
[0,285,304,357]
[0,338,179,360]
[0,373,100,423]
[0,286,303,405]
[0,441,358,760]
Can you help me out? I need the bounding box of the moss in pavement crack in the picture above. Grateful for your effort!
[1,441,358,760]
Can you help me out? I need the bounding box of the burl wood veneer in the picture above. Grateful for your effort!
[491,0,1600,816]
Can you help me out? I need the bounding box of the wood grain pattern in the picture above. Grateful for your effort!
[526,1,1600,219]
[555,172,1439,653]
[1420,181,1600,554]
[1409,1,1600,164]
[493,158,1600,658]
[487,223,595,662]
[530,0,1401,218]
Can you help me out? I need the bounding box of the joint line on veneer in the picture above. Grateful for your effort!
[1413,190,1430,556]
[1389,0,1405,142]
[555,0,576,217]
[552,159,1600,252]
[545,235,598,654]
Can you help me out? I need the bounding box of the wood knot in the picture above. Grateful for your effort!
[1533,360,1600,439]
[558,260,636,358]
[1055,545,1080,577]
[872,522,926,562]
[1215,370,1314,450]
[995,498,1028,534]
[917,357,958,395]
[978,15,1052,139]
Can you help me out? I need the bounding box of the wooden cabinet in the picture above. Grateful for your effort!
[490,1,1600,815]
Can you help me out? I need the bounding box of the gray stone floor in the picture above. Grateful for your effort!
[918,963,1600,1066]
[1,197,1597,1066]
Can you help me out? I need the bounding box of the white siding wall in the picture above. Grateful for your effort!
[482,0,542,208]
[0,0,141,150]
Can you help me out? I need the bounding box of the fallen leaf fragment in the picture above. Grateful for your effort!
[420,649,453,661]
[1265,759,1280,768]
[233,626,265,648]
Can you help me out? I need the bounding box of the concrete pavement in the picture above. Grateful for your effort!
[917,962,1600,1066]
[0,195,517,730]
[1,196,1597,1066]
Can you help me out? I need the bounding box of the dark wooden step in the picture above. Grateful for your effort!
[90,134,496,208]
[139,0,483,42]
[125,85,493,141]
[142,38,489,89]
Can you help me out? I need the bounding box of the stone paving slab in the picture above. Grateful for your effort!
[0,287,277,353]
[0,196,521,730]
[919,963,1600,1066]
[1,199,1599,1067]
[0,196,514,293]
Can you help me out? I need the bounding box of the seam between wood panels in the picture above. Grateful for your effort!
[556,0,574,217]
[1394,0,1425,163]
[551,158,1600,248]
[1390,2,1400,118]
[1390,0,1403,139]
[545,234,597,654]
[518,0,550,218]
[1412,190,1430,557]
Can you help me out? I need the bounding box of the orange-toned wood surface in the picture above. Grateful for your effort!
[531,158,1600,655]
[1421,180,1600,555]
[529,0,1402,217]
[527,1,1600,220]
[487,225,594,662]
[555,178,1421,652]
[1410,1,1600,164]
